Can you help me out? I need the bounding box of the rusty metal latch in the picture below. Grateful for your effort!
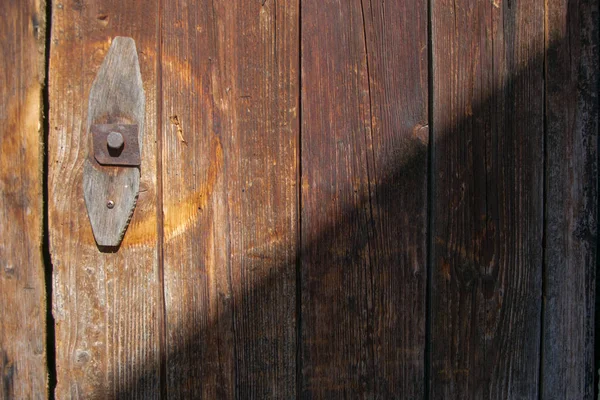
[83,37,145,249]
[91,123,141,166]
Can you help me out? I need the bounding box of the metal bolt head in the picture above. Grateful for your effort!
[107,131,124,150]
[107,200,115,209]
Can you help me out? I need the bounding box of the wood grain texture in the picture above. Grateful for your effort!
[300,0,428,396]
[48,4,161,398]
[84,37,143,248]
[159,0,299,397]
[542,0,598,396]
[430,0,545,397]
[41,0,599,398]
[0,0,47,398]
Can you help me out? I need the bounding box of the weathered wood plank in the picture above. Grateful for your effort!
[0,0,47,398]
[542,0,598,396]
[159,0,299,397]
[83,37,144,248]
[48,4,161,398]
[300,0,428,396]
[430,0,545,397]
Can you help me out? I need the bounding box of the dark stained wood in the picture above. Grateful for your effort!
[430,0,545,397]
[542,0,598,396]
[0,0,47,398]
[36,0,600,397]
[48,4,162,398]
[159,0,299,397]
[300,0,428,396]
[84,37,144,248]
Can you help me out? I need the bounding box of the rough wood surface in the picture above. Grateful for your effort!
[41,0,600,398]
[48,4,161,398]
[300,0,428,396]
[430,0,545,397]
[542,0,598,397]
[159,0,299,397]
[83,37,144,248]
[0,0,47,398]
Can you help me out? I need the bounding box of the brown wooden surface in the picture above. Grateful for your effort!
[159,0,299,398]
[430,0,545,397]
[300,0,428,397]
[39,0,599,398]
[48,3,162,398]
[0,0,47,398]
[542,0,598,396]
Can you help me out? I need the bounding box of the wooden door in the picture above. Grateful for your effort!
[1,0,598,398]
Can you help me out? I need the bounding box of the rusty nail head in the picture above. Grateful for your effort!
[107,131,124,150]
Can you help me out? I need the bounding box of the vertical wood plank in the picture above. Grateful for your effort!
[48,2,161,398]
[159,0,299,397]
[542,0,598,396]
[83,37,145,248]
[300,0,428,396]
[0,0,47,398]
[430,0,545,397]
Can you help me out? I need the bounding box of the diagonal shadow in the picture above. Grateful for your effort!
[55,12,595,400]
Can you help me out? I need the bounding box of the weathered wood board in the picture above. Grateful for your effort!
[159,0,299,397]
[300,0,428,396]
[48,2,162,398]
[83,37,144,248]
[430,0,545,397]
[39,0,599,398]
[0,0,47,398]
[542,0,598,397]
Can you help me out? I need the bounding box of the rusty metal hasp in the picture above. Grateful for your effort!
[83,37,145,248]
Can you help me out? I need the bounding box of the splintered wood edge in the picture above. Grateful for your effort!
[84,37,145,248]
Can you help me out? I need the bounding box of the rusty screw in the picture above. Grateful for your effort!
[107,200,115,209]
[107,131,124,150]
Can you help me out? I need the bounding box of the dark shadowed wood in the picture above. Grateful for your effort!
[159,0,299,397]
[36,0,599,397]
[300,0,428,396]
[542,0,598,396]
[84,37,144,248]
[48,4,161,398]
[0,0,47,398]
[430,0,545,397]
